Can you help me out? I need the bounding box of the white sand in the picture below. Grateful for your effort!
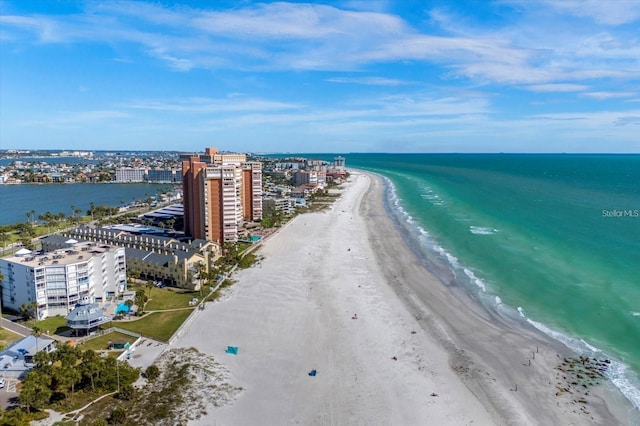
[174,172,634,425]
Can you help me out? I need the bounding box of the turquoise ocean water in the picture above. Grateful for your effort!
[343,153,640,411]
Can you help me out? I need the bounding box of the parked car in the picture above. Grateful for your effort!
[0,378,5,388]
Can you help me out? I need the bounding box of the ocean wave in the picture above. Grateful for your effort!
[470,226,498,235]
[377,171,640,414]
[632,312,640,317]
[414,180,446,206]
[463,267,487,291]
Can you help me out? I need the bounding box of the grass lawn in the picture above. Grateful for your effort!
[79,331,135,351]
[115,310,193,342]
[0,327,22,349]
[144,287,201,311]
[28,315,70,335]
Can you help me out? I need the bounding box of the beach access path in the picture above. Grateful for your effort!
[172,172,633,425]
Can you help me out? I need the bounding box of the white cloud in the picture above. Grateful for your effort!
[326,76,414,86]
[581,91,636,100]
[538,0,640,26]
[122,96,302,113]
[3,1,638,86]
[614,116,640,126]
[526,84,587,92]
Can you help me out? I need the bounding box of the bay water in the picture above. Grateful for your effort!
[344,153,640,411]
[0,183,173,226]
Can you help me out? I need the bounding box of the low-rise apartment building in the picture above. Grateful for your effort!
[263,197,298,216]
[0,239,126,319]
[293,170,326,188]
[115,167,147,182]
[63,225,219,290]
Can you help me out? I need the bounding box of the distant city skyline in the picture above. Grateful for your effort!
[1,0,639,153]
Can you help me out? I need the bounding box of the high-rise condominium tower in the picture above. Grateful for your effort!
[182,148,262,243]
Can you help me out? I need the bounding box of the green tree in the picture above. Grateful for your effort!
[70,205,77,224]
[19,371,52,411]
[25,210,36,225]
[0,226,11,251]
[54,212,66,228]
[0,407,32,426]
[81,349,102,391]
[108,407,127,425]
[146,280,154,302]
[33,349,52,369]
[31,325,42,353]
[117,384,135,401]
[144,365,160,381]
[19,302,37,321]
[49,344,82,399]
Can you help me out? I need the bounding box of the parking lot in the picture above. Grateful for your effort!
[0,377,19,409]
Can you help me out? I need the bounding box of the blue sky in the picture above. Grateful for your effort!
[1,0,639,153]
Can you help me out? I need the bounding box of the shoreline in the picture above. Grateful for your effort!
[173,171,636,425]
[362,171,638,424]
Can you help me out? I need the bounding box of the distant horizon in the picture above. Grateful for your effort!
[2,1,639,153]
[2,149,640,156]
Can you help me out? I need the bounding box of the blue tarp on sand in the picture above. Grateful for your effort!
[226,346,238,355]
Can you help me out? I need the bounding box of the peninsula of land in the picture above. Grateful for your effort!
[173,172,635,425]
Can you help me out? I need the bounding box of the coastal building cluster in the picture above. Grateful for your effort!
[61,225,218,290]
[0,150,180,184]
[0,148,347,321]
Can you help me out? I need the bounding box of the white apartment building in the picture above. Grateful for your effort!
[115,167,147,182]
[293,170,327,187]
[243,162,263,222]
[0,239,126,319]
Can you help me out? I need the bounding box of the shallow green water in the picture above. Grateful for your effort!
[345,153,640,409]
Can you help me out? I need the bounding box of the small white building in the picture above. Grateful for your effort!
[0,335,56,378]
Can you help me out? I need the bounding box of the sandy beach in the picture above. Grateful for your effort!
[173,172,635,425]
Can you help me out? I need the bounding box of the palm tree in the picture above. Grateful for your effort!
[20,302,36,321]
[39,212,55,234]
[25,210,35,225]
[32,325,42,354]
[70,205,81,225]
[195,261,208,296]
[81,350,101,391]
[0,226,9,250]
[146,280,153,303]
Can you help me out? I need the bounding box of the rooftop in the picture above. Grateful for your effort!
[8,236,120,268]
